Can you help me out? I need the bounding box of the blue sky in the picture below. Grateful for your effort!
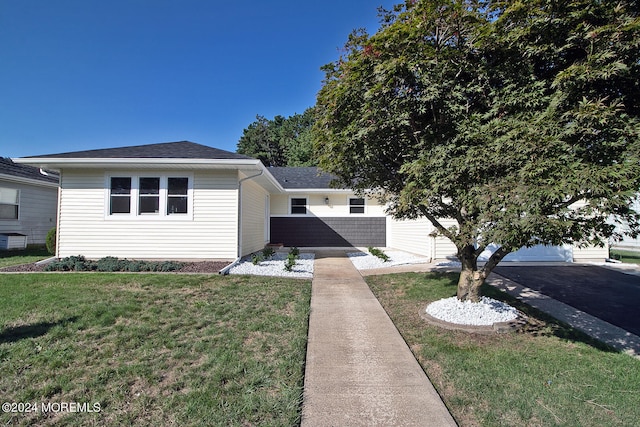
[1,0,395,158]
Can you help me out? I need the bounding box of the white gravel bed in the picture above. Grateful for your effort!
[228,252,314,278]
[347,250,430,270]
[426,296,519,326]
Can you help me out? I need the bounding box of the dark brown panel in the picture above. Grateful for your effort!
[270,217,386,247]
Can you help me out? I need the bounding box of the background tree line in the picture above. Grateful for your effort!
[236,107,316,167]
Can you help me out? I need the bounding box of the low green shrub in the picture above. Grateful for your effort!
[45,255,92,271]
[251,247,277,265]
[158,261,184,272]
[368,247,390,262]
[96,256,126,272]
[284,247,301,272]
[262,247,276,258]
[45,256,184,272]
[284,253,297,272]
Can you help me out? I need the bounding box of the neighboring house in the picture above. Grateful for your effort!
[610,195,640,251]
[0,157,59,248]
[15,141,608,262]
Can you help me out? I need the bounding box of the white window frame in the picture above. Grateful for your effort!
[348,197,366,214]
[289,197,308,215]
[138,176,161,215]
[105,173,193,220]
[0,187,20,221]
[166,177,190,216]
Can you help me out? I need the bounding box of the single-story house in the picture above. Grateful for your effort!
[14,141,608,262]
[0,157,59,249]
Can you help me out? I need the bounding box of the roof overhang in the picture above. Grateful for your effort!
[0,173,59,188]
[239,166,285,193]
[13,156,287,192]
[280,188,354,193]
[12,157,264,171]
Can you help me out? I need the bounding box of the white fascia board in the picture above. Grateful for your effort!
[13,157,263,170]
[256,164,286,192]
[282,188,354,194]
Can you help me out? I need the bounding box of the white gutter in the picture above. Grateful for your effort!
[13,157,263,166]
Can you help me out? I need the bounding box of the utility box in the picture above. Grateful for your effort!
[0,233,28,250]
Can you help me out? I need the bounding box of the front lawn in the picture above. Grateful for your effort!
[0,247,50,268]
[0,273,311,426]
[366,272,640,427]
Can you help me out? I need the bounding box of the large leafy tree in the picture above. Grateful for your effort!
[237,108,316,166]
[314,0,640,301]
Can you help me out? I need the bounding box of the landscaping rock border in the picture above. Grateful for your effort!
[420,307,528,334]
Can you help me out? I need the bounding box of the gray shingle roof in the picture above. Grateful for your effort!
[0,157,59,184]
[268,167,343,189]
[22,141,254,160]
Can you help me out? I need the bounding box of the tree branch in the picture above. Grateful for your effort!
[417,205,457,243]
[480,245,512,278]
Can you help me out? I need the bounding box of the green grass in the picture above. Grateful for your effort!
[610,249,640,264]
[0,273,311,426]
[366,272,640,427]
[0,247,51,268]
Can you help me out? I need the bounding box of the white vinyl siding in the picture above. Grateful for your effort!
[387,217,434,257]
[0,179,57,245]
[241,179,269,256]
[573,244,609,262]
[57,169,238,259]
[271,193,385,217]
[432,218,459,260]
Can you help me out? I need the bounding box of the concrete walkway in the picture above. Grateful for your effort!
[301,250,457,426]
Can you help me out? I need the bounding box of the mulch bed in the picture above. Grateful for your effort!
[0,261,231,274]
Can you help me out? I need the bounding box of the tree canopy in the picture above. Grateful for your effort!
[237,108,316,167]
[314,0,640,301]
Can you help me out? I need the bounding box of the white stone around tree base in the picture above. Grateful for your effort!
[426,296,519,326]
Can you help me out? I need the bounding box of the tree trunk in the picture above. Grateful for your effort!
[456,266,484,302]
[456,243,511,302]
[456,243,484,302]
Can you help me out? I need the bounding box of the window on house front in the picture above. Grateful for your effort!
[0,187,19,220]
[291,198,307,215]
[110,177,131,214]
[349,197,365,214]
[139,177,160,214]
[167,177,188,215]
[107,175,191,218]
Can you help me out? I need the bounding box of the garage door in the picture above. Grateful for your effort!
[479,243,573,262]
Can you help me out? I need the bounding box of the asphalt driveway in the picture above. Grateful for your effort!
[493,265,640,336]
